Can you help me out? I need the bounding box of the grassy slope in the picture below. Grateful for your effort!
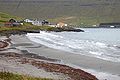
[0,12,22,24]
[0,12,26,31]
[0,12,56,31]
[0,0,120,27]
[0,72,52,80]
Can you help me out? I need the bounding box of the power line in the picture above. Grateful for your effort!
[14,0,22,12]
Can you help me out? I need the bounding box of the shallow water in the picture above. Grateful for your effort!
[26,28,120,62]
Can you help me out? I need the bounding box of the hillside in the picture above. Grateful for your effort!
[0,12,21,24]
[0,12,53,32]
[0,0,120,26]
[1,12,83,33]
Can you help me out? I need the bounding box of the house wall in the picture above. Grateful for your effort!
[57,22,68,28]
[32,21,42,26]
[48,25,57,27]
[24,19,34,23]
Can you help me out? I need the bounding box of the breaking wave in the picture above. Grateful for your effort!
[26,30,120,62]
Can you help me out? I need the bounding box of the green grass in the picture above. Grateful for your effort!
[1,0,120,27]
[0,12,22,23]
[0,25,58,32]
[0,12,58,32]
[0,72,52,80]
[49,16,116,27]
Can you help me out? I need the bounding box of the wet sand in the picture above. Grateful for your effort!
[10,35,120,80]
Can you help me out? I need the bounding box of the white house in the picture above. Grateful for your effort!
[24,19,34,23]
[32,20,42,26]
[57,22,68,28]
[48,25,57,27]
[48,23,57,27]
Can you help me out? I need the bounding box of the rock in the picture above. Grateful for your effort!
[50,27,84,32]
[0,30,40,36]
[22,30,40,33]
[0,41,9,48]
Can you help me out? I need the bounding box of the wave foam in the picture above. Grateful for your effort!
[26,31,120,62]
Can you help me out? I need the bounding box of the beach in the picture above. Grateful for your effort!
[0,34,120,80]
[10,34,120,80]
[0,0,120,79]
[0,35,98,80]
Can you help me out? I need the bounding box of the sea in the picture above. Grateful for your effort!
[26,28,120,62]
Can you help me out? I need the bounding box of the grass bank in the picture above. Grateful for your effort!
[0,72,52,80]
[0,12,62,32]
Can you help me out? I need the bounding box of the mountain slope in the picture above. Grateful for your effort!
[0,0,120,26]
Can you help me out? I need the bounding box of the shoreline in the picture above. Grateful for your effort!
[0,35,98,80]
[1,34,120,79]
[10,35,120,80]
[11,35,120,73]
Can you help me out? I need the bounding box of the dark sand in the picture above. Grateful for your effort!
[0,35,98,80]
[9,35,120,80]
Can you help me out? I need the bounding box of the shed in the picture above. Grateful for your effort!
[57,22,68,28]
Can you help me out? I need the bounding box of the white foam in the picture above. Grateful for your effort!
[95,42,107,48]
[89,51,103,55]
[26,31,120,62]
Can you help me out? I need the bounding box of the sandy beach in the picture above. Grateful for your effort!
[0,35,98,80]
[9,35,120,80]
[0,34,120,80]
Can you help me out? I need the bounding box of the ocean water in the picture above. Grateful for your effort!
[26,28,120,62]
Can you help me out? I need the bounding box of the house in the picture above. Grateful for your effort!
[9,19,16,23]
[4,22,13,27]
[99,23,120,28]
[4,19,22,27]
[32,20,49,26]
[24,19,49,26]
[13,22,21,26]
[48,22,68,28]
[4,22,21,27]
[42,20,49,26]
[32,20,42,26]
[24,19,34,23]
[57,22,68,28]
[48,23,57,27]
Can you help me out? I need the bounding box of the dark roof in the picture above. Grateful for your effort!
[9,19,16,23]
